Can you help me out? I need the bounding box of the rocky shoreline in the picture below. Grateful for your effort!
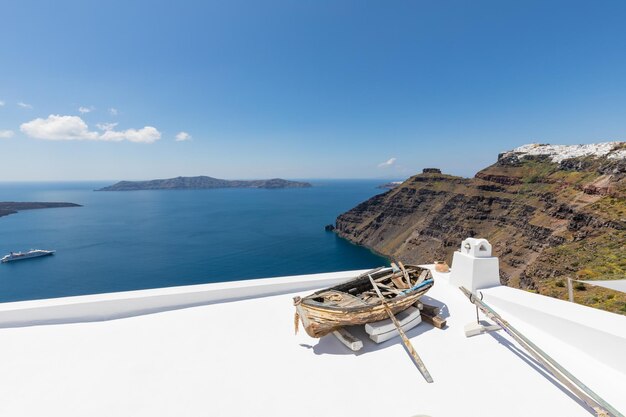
[0,202,82,218]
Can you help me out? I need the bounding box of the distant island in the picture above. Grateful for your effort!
[96,176,313,191]
[0,202,82,218]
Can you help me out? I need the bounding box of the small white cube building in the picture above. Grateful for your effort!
[450,238,501,291]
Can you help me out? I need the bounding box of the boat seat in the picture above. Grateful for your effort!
[318,290,369,308]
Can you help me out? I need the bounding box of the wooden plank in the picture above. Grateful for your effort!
[420,312,446,329]
[332,327,363,351]
[374,271,399,283]
[398,261,412,287]
[420,302,440,316]
[362,295,375,303]
[391,275,409,289]
[368,275,434,383]
[416,270,428,285]
[376,282,402,295]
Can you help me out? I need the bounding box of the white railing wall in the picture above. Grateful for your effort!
[0,269,371,328]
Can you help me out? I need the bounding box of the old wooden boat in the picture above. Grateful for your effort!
[293,265,434,338]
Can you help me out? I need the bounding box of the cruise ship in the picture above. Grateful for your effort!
[1,249,55,263]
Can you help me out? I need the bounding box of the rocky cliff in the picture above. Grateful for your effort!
[336,142,626,314]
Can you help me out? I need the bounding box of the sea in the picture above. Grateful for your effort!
[0,180,389,302]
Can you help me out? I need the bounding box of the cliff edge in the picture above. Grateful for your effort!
[336,142,626,314]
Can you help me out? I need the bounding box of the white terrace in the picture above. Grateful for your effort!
[0,239,624,417]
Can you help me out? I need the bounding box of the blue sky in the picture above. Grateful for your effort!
[1,0,626,181]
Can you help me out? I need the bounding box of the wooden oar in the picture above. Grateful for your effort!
[397,261,412,287]
[368,275,434,383]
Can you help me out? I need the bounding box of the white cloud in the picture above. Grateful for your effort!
[78,106,94,114]
[18,102,33,109]
[20,114,160,143]
[20,115,98,140]
[0,100,5,106]
[96,122,118,131]
[0,130,14,139]
[378,157,397,168]
[109,108,118,116]
[100,126,161,143]
[175,131,191,141]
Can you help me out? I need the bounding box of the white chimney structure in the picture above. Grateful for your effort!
[449,238,501,292]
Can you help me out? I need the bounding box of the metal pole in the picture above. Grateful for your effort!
[461,286,622,417]
[568,277,574,303]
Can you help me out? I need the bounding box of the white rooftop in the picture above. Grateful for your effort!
[0,267,624,417]
[504,141,626,162]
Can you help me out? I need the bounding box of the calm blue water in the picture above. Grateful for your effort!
[0,181,388,302]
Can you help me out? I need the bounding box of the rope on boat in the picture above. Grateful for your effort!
[460,286,623,417]
[293,296,302,335]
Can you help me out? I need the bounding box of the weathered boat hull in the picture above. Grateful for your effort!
[294,267,433,338]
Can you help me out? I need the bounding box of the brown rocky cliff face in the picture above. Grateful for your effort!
[336,144,626,314]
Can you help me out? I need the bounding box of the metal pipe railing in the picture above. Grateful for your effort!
[460,286,623,417]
